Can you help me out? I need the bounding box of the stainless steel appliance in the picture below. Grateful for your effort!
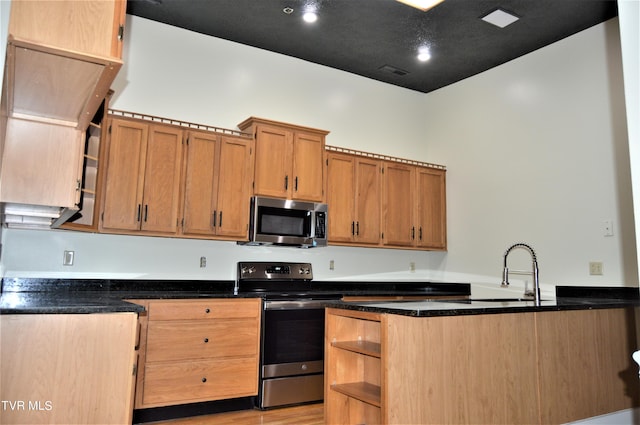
[244,196,328,247]
[236,262,340,409]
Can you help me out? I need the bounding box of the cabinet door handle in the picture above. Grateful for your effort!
[144,205,148,222]
[284,175,289,190]
[219,211,223,228]
[411,226,415,240]
[419,227,423,241]
[351,221,355,236]
[295,176,298,191]
[212,211,217,227]
[356,221,360,236]
[137,204,141,222]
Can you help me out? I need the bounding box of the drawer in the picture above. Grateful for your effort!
[142,358,258,406]
[148,298,261,321]
[146,319,259,362]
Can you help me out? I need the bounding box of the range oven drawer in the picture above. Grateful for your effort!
[260,374,324,408]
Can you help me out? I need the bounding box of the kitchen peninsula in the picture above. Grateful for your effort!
[325,291,640,425]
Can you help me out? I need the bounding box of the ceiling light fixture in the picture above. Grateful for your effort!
[481,8,520,28]
[417,47,431,62]
[396,0,444,12]
[303,11,318,23]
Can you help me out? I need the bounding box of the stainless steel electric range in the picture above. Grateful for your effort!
[236,261,341,409]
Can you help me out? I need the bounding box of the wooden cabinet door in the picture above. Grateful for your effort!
[101,118,147,231]
[216,136,253,238]
[182,131,219,236]
[140,125,183,234]
[292,131,325,201]
[0,118,84,208]
[253,125,292,199]
[416,167,446,249]
[326,152,356,243]
[383,162,415,247]
[355,158,381,245]
[8,0,126,59]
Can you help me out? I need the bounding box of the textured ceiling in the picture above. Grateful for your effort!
[127,0,618,93]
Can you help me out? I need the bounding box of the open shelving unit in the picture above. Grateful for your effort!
[325,308,384,424]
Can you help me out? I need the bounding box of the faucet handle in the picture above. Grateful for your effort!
[501,267,509,287]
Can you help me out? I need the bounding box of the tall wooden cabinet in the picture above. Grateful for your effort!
[326,151,381,245]
[1,312,139,424]
[238,117,328,202]
[182,131,253,239]
[100,118,184,235]
[0,0,126,227]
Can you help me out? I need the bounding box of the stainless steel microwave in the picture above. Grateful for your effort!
[246,196,328,247]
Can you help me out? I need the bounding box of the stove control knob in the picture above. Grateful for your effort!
[299,266,311,275]
[241,266,256,275]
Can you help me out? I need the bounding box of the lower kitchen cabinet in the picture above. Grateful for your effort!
[325,307,639,424]
[129,298,261,409]
[0,313,139,424]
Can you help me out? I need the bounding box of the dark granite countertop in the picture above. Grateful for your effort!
[0,278,471,314]
[325,286,640,317]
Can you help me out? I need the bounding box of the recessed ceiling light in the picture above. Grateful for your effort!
[417,48,431,62]
[396,0,445,12]
[481,8,519,28]
[303,11,318,23]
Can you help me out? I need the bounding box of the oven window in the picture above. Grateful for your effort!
[258,207,311,237]
[263,308,324,365]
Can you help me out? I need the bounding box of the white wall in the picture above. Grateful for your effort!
[0,12,636,296]
[423,16,636,287]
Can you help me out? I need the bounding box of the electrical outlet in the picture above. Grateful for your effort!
[604,220,614,237]
[589,261,603,275]
[200,256,207,268]
[63,250,74,266]
[329,260,335,270]
[409,262,416,272]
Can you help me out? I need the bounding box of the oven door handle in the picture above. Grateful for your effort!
[264,300,334,310]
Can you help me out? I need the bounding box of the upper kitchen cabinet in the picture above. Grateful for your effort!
[238,117,328,202]
[415,167,447,250]
[4,0,125,128]
[382,162,447,250]
[382,161,415,247]
[182,131,254,240]
[100,117,184,236]
[326,150,381,245]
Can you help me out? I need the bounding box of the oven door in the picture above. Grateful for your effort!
[262,300,326,377]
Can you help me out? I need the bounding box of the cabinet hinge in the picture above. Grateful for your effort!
[75,179,81,191]
[118,25,125,41]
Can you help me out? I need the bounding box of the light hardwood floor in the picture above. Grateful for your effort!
[151,403,324,425]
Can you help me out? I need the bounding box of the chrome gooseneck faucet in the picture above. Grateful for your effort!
[501,243,540,306]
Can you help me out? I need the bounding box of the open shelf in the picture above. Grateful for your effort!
[331,340,381,358]
[330,382,381,407]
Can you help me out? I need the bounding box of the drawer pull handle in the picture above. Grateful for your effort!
[203,338,209,343]
[205,308,210,313]
[201,377,207,383]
